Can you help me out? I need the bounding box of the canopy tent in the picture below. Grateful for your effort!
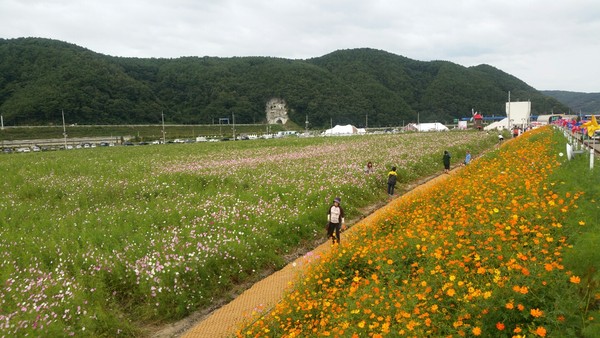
[484,118,509,131]
[323,124,358,135]
[406,123,449,132]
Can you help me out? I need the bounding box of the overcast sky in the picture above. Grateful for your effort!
[1,0,599,93]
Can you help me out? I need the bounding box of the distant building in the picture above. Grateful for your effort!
[473,113,483,130]
[485,101,531,131]
[266,98,289,124]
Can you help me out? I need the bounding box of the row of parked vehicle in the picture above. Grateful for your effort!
[2,132,305,154]
[2,142,117,154]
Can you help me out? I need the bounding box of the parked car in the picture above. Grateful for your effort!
[16,147,31,153]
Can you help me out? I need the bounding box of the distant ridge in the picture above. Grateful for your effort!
[541,90,600,114]
[0,37,571,127]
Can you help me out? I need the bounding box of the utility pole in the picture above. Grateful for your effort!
[161,111,166,144]
[305,114,309,135]
[365,113,368,129]
[232,112,236,141]
[62,109,68,149]
[507,91,511,130]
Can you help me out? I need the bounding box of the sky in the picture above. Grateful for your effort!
[1,0,599,93]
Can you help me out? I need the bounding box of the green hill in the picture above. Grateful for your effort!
[541,90,600,114]
[0,37,569,128]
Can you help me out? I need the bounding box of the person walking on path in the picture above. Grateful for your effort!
[326,197,345,244]
[443,150,451,173]
[387,166,398,198]
[463,150,471,166]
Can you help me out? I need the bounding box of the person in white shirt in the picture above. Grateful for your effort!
[327,197,346,244]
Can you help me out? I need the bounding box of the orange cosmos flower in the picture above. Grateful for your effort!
[530,308,544,318]
[535,326,547,336]
[472,327,482,336]
[570,275,581,284]
[512,285,529,294]
[496,322,505,330]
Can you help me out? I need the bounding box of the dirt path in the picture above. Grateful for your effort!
[151,168,460,338]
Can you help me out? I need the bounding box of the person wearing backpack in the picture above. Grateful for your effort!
[387,166,398,198]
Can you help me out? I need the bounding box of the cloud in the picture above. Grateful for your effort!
[1,0,599,92]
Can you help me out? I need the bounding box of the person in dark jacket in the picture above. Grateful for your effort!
[327,197,345,244]
[443,150,451,173]
[387,166,398,197]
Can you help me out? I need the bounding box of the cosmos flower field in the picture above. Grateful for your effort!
[237,126,600,337]
[0,131,497,336]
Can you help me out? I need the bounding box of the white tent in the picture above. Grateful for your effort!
[323,124,358,135]
[407,123,449,132]
[484,118,509,131]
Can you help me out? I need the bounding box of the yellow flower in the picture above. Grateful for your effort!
[472,327,482,336]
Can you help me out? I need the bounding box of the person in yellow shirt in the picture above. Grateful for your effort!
[387,166,397,197]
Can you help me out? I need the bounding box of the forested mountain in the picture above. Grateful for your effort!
[541,90,600,114]
[0,37,570,128]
